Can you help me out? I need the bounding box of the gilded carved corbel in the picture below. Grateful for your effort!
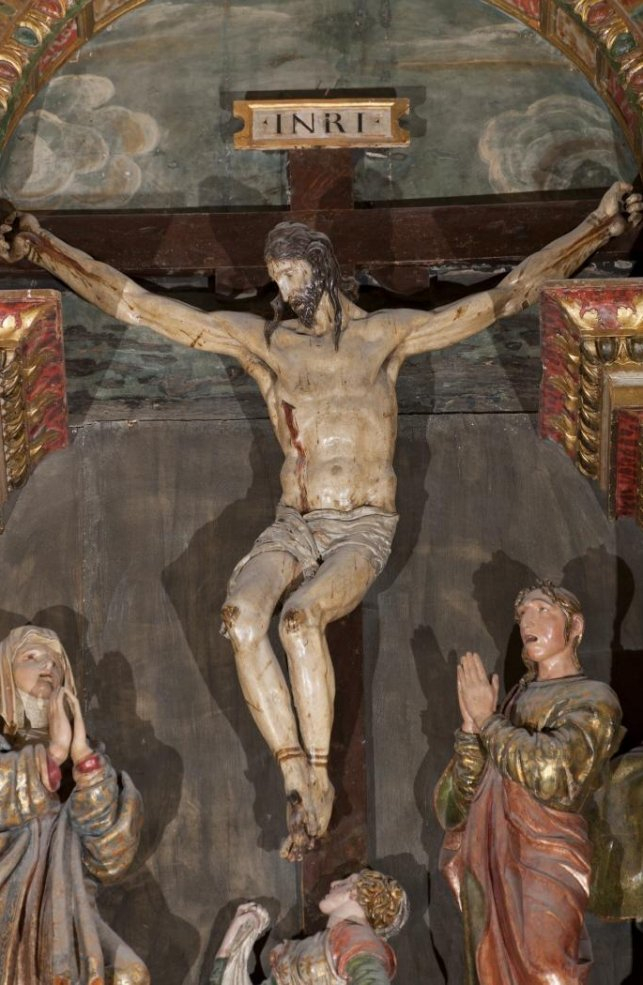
[540,281,643,525]
[0,290,68,528]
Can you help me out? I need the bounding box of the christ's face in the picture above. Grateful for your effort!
[12,642,63,698]
[516,591,571,664]
[267,258,324,328]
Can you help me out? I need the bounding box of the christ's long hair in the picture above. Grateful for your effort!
[264,222,346,350]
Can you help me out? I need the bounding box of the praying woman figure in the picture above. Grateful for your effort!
[0,625,149,985]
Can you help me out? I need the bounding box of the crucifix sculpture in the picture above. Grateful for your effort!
[0,182,640,860]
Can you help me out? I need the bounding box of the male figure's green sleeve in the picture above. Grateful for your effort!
[345,952,393,985]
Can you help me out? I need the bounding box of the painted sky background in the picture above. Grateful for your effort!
[0,0,637,208]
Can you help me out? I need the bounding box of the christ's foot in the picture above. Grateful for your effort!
[278,751,320,862]
[280,791,317,862]
[309,766,334,837]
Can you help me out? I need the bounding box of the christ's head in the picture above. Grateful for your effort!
[264,222,344,348]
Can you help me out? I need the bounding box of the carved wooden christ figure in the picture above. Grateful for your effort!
[434,583,624,985]
[1,184,640,859]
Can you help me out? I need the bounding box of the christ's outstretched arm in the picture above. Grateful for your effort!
[0,211,269,365]
[393,182,642,359]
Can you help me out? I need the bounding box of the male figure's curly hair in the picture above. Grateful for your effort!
[263,221,345,350]
[353,869,410,940]
[514,580,584,679]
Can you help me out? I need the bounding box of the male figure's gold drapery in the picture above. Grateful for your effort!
[435,675,623,985]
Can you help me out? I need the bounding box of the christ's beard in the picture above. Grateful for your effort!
[289,281,324,328]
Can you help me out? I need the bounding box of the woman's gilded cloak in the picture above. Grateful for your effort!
[0,734,147,985]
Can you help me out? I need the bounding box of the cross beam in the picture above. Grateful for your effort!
[2,145,640,284]
[2,198,640,281]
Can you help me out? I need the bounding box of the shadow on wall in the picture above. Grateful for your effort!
[161,423,286,856]
[562,547,643,754]
[411,623,462,985]
[87,649,199,985]
[361,422,438,979]
[0,606,198,985]
[471,550,536,693]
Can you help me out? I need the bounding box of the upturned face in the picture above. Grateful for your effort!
[319,874,360,915]
[517,591,576,664]
[12,642,63,698]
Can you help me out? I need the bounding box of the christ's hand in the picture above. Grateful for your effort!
[594,182,643,238]
[0,209,40,264]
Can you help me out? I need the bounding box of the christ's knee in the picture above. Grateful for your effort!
[221,596,269,651]
[279,603,324,650]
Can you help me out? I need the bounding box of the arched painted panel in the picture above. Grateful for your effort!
[0,0,150,147]
[485,0,643,170]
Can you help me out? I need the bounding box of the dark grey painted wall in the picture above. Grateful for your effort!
[0,414,641,982]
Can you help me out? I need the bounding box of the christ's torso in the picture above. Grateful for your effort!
[260,314,399,514]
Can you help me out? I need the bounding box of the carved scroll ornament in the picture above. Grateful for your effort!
[540,280,643,526]
[0,288,68,522]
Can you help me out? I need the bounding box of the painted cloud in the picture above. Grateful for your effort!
[0,75,160,208]
[479,95,629,192]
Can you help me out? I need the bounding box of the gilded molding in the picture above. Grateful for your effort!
[0,289,68,519]
[485,0,643,171]
[0,0,150,149]
[540,281,643,525]
[233,98,410,151]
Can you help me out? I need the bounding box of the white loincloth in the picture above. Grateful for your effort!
[226,502,399,594]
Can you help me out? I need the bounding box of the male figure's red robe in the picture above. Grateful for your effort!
[435,675,622,985]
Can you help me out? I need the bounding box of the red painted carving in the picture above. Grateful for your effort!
[19,302,68,456]
[33,0,67,17]
[603,66,639,138]
[539,280,643,525]
[0,61,20,82]
[614,411,642,517]
[587,2,611,26]
[538,290,580,457]
[38,18,79,76]
[0,291,68,510]
[578,298,637,332]
[503,0,540,21]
